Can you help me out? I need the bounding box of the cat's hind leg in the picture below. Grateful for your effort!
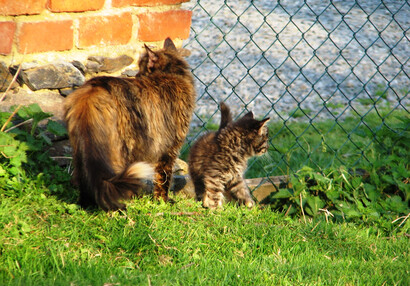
[153,154,175,202]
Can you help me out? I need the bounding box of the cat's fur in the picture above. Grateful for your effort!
[64,38,196,211]
[188,102,270,209]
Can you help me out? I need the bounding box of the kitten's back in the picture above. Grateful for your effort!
[188,102,270,208]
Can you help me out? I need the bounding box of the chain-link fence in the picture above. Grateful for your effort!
[182,0,409,187]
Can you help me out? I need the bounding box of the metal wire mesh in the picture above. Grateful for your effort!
[182,0,409,188]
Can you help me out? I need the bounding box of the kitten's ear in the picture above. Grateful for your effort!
[178,48,191,57]
[164,37,177,52]
[144,44,158,69]
[219,102,232,130]
[257,118,270,135]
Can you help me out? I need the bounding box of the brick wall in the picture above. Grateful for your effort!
[0,0,192,92]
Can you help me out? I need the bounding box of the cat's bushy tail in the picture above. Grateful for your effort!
[96,162,153,211]
[65,86,153,211]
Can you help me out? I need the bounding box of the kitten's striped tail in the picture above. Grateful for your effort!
[219,102,232,130]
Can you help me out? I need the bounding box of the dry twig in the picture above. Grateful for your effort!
[147,212,201,217]
[1,104,22,132]
[392,212,410,228]
[300,194,306,223]
[319,208,334,223]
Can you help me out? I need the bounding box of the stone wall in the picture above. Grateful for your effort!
[0,0,192,95]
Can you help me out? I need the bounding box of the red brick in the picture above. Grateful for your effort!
[78,13,133,48]
[137,10,191,42]
[18,21,73,53]
[112,0,189,7]
[0,22,16,55]
[0,0,46,16]
[48,0,105,12]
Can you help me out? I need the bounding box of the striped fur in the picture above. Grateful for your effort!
[188,102,270,209]
[65,38,196,211]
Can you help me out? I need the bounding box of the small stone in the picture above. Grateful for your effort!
[100,55,134,73]
[86,55,134,74]
[71,60,86,75]
[122,69,138,77]
[59,87,77,97]
[0,89,65,122]
[0,62,19,92]
[21,63,85,91]
[14,61,39,70]
[85,61,101,74]
[47,139,72,166]
[87,55,104,64]
[172,175,196,198]
[173,158,189,175]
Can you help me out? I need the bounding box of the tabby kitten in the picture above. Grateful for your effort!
[64,38,196,211]
[188,102,270,209]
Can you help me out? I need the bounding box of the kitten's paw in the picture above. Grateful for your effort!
[203,193,224,209]
[244,199,255,208]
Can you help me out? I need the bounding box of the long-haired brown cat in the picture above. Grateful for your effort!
[188,102,269,209]
[64,38,196,211]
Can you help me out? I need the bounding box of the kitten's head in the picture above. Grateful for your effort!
[234,111,270,156]
[218,104,270,157]
[138,37,190,76]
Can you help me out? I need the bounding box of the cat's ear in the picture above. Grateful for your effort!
[257,118,270,135]
[144,44,158,69]
[219,102,232,130]
[164,37,177,52]
[244,111,254,119]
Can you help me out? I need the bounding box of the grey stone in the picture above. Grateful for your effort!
[21,63,85,91]
[173,158,189,175]
[47,139,72,166]
[100,55,133,73]
[122,69,138,77]
[87,55,134,74]
[171,175,196,198]
[71,60,86,75]
[245,175,288,204]
[59,87,77,97]
[0,62,19,92]
[87,55,104,64]
[85,61,101,74]
[0,89,65,123]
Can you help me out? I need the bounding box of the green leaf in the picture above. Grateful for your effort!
[272,189,293,199]
[18,103,51,119]
[364,184,380,202]
[385,196,408,214]
[337,202,362,219]
[0,165,6,176]
[47,120,68,137]
[14,104,52,135]
[306,196,326,214]
[39,131,52,146]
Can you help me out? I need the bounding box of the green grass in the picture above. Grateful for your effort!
[0,104,409,285]
[1,193,408,285]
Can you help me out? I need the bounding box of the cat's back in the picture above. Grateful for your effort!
[65,76,130,110]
